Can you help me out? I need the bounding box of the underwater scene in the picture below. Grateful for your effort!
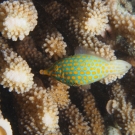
[0,0,135,134]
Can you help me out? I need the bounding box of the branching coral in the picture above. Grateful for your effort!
[0,0,134,134]
[13,36,52,69]
[83,91,105,135]
[120,0,133,13]
[0,0,38,41]
[45,1,69,20]
[47,79,70,109]
[106,82,135,135]
[64,104,91,135]
[0,110,12,135]
[0,38,7,69]
[42,31,67,60]
[0,43,34,93]
[107,0,135,46]
[100,71,129,85]
[15,84,60,135]
[78,36,116,61]
[68,0,109,37]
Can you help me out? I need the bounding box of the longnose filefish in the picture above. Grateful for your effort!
[40,54,131,87]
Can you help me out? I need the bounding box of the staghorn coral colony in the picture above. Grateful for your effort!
[0,0,135,134]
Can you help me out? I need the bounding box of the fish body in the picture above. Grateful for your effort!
[40,54,131,86]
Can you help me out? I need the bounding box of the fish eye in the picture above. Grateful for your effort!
[126,66,128,68]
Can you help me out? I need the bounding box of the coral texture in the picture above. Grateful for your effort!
[64,104,91,135]
[15,84,60,135]
[47,79,70,109]
[107,0,135,46]
[69,0,109,37]
[0,110,12,135]
[83,92,105,135]
[106,82,135,135]
[0,0,37,41]
[0,41,34,93]
[42,31,67,60]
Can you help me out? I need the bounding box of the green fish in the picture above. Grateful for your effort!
[40,53,131,87]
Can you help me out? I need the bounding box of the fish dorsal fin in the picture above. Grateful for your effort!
[75,46,109,61]
[75,46,95,55]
